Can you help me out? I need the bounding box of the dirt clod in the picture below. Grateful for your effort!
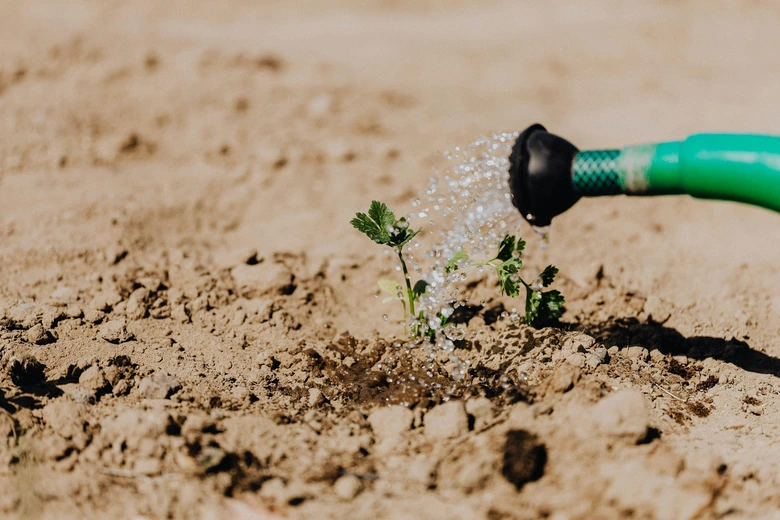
[138,373,182,399]
[98,319,133,343]
[591,390,650,444]
[424,400,469,439]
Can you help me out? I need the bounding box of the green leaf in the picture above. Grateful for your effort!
[539,265,558,287]
[445,250,469,273]
[538,290,565,321]
[412,280,429,298]
[525,289,564,325]
[496,236,516,262]
[351,201,395,245]
[389,218,420,248]
[496,258,522,297]
[525,289,542,324]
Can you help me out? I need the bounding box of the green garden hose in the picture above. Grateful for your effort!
[509,124,780,226]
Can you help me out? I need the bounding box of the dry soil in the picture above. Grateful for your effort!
[1,1,780,519]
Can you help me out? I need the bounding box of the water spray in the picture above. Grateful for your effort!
[509,124,780,226]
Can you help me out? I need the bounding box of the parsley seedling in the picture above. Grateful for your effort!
[352,200,565,338]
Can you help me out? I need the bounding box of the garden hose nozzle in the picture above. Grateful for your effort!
[509,124,780,226]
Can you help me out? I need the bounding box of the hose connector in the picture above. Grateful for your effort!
[508,124,580,227]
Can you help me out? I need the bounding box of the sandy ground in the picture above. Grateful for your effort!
[2,1,780,518]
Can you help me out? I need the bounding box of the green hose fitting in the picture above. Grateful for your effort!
[572,134,780,213]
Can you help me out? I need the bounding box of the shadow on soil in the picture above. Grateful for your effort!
[583,317,780,378]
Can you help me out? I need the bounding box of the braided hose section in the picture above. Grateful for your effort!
[571,150,623,196]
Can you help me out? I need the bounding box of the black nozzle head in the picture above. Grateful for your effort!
[508,124,580,227]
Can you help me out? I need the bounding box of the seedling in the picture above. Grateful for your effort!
[352,200,564,338]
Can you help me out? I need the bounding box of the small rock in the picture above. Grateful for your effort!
[625,346,649,361]
[102,409,174,448]
[644,295,671,323]
[42,309,65,330]
[746,404,763,416]
[42,400,86,444]
[308,388,326,407]
[591,390,650,443]
[112,379,130,396]
[465,397,494,430]
[84,309,106,324]
[125,288,150,320]
[78,365,109,395]
[91,290,122,312]
[98,319,133,343]
[8,303,42,329]
[424,400,468,440]
[585,353,604,369]
[25,323,53,345]
[70,388,95,405]
[649,349,665,363]
[563,332,596,352]
[550,363,581,393]
[607,346,620,357]
[333,474,362,500]
[367,405,413,440]
[171,303,191,323]
[231,263,294,298]
[565,352,587,368]
[65,305,84,319]
[138,373,182,399]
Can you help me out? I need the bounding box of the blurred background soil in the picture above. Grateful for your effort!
[1,1,780,519]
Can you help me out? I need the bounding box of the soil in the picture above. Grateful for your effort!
[2,1,780,519]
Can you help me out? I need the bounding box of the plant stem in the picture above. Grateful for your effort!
[396,247,415,316]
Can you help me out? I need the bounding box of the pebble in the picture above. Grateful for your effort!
[367,405,413,440]
[563,332,596,352]
[585,353,604,369]
[125,288,150,320]
[78,365,109,394]
[424,400,468,440]
[465,397,494,430]
[138,373,182,399]
[550,363,581,393]
[25,323,53,345]
[91,290,122,312]
[98,319,133,343]
[65,305,83,319]
[231,263,294,298]
[333,474,362,500]
[85,309,106,324]
[112,379,130,396]
[308,388,326,407]
[592,390,650,443]
[171,304,191,323]
[625,346,649,361]
[644,295,671,323]
[607,346,620,357]
[42,400,86,446]
[649,349,665,363]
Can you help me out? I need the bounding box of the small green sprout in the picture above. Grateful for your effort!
[352,200,564,338]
